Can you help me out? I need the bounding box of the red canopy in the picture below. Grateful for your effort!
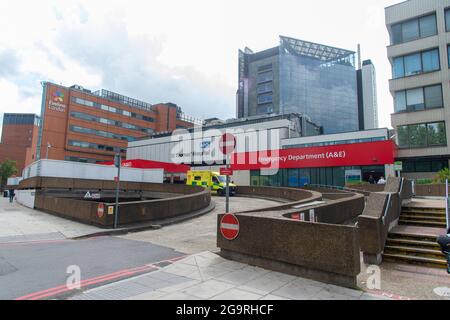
[99,159,190,173]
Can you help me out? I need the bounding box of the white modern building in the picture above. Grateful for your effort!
[386,0,450,179]
[358,60,379,130]
[128,113,395,187]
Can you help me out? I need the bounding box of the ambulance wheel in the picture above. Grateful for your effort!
[217,189,224,196]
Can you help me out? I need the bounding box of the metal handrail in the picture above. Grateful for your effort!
[381,193,392,225]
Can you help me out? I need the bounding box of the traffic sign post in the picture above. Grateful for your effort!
[219,133,236,213]
[220,214,239,240]
[114,153,121,229]
[394,161,403,178]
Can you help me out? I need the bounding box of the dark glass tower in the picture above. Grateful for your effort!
[237,36,359,134]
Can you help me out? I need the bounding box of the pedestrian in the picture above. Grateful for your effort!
[368,175,375,185]
[8,189,15,203]
[377,176,387,185]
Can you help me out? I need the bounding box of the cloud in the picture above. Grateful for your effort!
[52,8,235,120]
[0,49,21,77]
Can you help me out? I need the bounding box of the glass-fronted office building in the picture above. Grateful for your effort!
[237,36,359,134]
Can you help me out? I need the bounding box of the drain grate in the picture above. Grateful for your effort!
[3,208,19,212]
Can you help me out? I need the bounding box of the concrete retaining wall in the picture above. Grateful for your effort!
[415,184,446,197]
[217,212,360,288]
[21,176,212,228]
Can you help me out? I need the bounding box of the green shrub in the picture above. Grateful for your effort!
[434,168,450,184]
[415,179,434,185]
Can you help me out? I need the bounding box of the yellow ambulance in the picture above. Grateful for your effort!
[186,171,236,196]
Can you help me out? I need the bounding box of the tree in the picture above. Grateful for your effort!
[0,159,18,190]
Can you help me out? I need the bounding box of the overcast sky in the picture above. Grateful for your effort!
[0,0,401,134]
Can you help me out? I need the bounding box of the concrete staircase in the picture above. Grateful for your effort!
[382,205,447,269]
[399,207,447,229]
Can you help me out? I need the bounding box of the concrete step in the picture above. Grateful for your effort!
[388,232,439,243]
[401,211,446,218]
[386,238,441,250]
[402,207,445,214]
[400,215,447,222]
[382,253,447,269]
[384,245,445,260]
[399,219,447,229]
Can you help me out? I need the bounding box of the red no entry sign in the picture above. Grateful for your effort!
[220,214,240,240]
[220,168,233,176]
[219,133,236,155]
[97,203,105,218]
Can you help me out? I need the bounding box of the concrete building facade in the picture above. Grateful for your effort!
[357,60,379,130]
[386,0,450,179]
[0,82,198,172]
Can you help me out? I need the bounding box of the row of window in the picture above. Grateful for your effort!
[401,158,448,173]
[64,156,105,164]
[70,111,154,134]
[393,48,440,79]
[70,125,136,142]
[250,166,386,188]
[72,97,155,123]
[285,137,386,149]
[68,140,126,154]
[257,71,273,84]
[257,93,273,104]
[257,82,273,94]
[391,13,437,45]
[397,121,447,149]
[394,84,443,113]
[392,8,450,46]
[257,104,274,115]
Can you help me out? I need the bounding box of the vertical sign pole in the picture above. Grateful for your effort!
[114,154,121,229]
[226,153,230,213]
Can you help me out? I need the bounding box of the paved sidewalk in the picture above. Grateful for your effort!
[70,251,387,300]
[0,198,102,242]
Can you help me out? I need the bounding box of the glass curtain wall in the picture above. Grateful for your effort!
[278,40,358,134]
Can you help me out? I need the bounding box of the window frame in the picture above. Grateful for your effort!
[394,84,443,114]
[390,13,437,45]
[392,48,440,79]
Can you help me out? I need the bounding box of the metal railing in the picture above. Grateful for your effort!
[446,179,449,231]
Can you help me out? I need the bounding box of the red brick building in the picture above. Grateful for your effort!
[1,82,198,174]
[0,114,40,174]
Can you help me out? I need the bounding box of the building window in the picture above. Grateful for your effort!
[72,97,154,123]
[446,8,450,32]
[448,45,450,68]
[257,104,273,114]
[257,71,273,84]
[257,82,273,94]
[393,48,440,78]
[402,158,448,173]
[394,84,443,113]
[70,111,153,134]
[257,93,273,104]
[68,140,125,153]
[391,13,437,45]
[258,64,272,73]
[397,121,446,149]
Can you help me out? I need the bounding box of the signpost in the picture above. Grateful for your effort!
[220,168,233,176]
[219,133,236,213]
[394,161,403,178]
[114,154,121,229]
[220,214,239,240]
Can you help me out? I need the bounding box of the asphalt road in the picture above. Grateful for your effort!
[0,236,183,300]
